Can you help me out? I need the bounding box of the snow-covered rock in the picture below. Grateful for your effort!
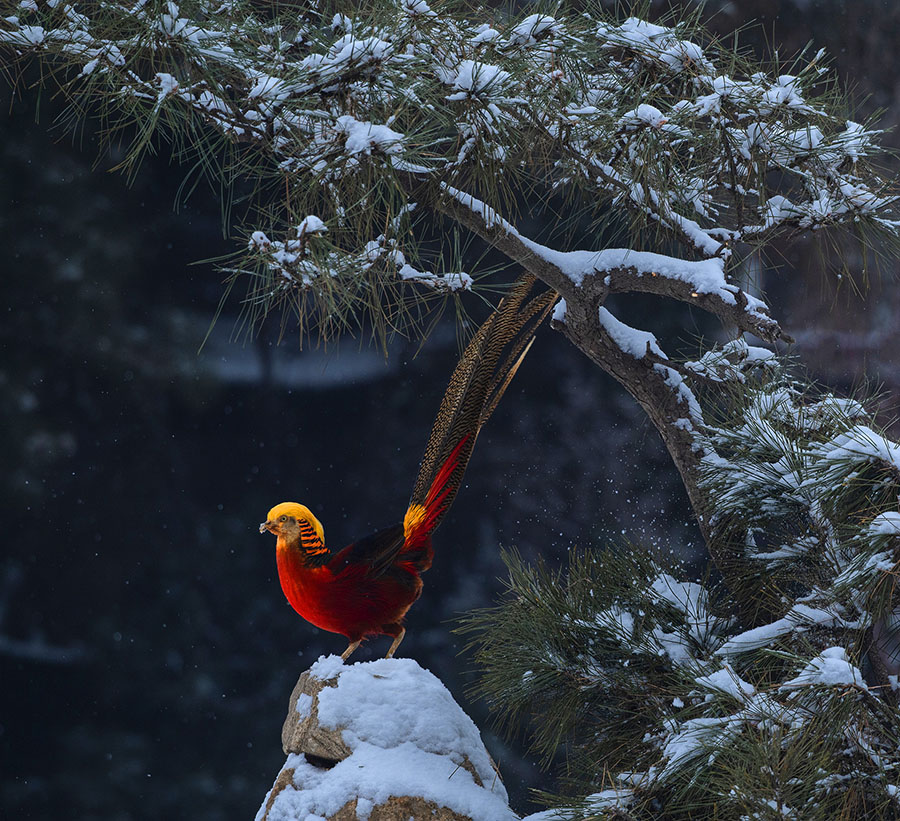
[258,655,516,821]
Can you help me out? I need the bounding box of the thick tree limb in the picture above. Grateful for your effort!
[549,297,722,570]
[426,182,790,344]
[403,178,770,591]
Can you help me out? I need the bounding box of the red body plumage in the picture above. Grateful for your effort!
[276,532,432,641]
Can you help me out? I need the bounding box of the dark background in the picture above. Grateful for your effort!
[1,1,898,818]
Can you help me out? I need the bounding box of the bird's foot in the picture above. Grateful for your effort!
[341,640,361,661]
[384,627,405,659]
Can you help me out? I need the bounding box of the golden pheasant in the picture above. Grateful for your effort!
[259,276,554,660]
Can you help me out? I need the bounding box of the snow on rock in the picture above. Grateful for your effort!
[260,656,515,821]
[294,692,313,721]
[551,298,567,323]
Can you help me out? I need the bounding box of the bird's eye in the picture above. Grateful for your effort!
[279,515,287,522]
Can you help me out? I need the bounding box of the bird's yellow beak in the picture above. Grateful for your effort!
[259,520,273,534]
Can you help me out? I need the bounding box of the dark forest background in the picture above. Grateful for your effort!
[1,1,898,818]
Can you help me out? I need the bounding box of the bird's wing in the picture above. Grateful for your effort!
[330,523,409,580]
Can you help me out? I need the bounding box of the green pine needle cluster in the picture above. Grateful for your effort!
[465,360,900,819]
[3,0,897,345]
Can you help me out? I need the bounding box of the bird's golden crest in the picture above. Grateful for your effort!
[266,502,325,543]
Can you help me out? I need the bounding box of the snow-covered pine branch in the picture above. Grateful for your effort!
[2,1,896,313]
[468,372,900,817]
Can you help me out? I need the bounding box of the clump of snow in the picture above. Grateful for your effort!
[617,103,668,130]
[470,25,501,46]
[260,656,514,821]
[335,115,404,156]
[781,647,867,691]
[659,715,739,776]
[761,194,799,227]
[695,663,755,701]
[248,73,291,103]
[0,23,44,44]
[447,59,511,99]
[330,13,352,33]
[816,425,900,472]
[839,120,876,161]
[399,266,473,292]
[400,0,435,18]
[717,603,840,656]
[155,72,179,101]
[249,230,271,250]
[296,215,327,236]
[759,74,811,114]
[685,339,775,383]
[870,512,900,537]
[658,39,708,72]
[506,14,561,48]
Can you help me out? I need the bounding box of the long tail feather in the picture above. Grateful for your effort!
[403,276,555,544]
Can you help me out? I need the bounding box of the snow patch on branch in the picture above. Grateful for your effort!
[717,603,843,656]
[596,308,703,422]
[597,306,664,359]
[335,115,404,156]
[781,647,867,692]
[443,186,746,312]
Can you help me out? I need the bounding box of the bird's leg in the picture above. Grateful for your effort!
[384,627,406,659]
[341,640,361,661]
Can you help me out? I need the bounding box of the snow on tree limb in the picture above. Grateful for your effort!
[437,183,789,342]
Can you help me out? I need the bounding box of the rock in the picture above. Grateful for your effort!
[281,669,352,762]
[257,655,517,821]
